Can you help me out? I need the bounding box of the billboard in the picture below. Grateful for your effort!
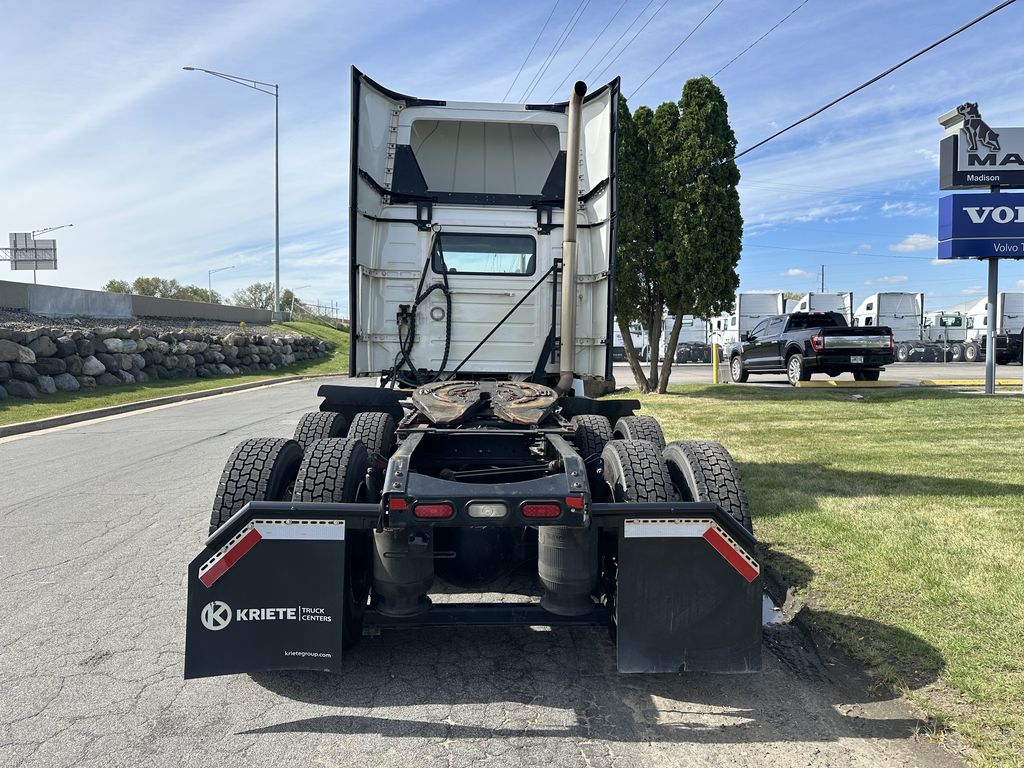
[8,233,57,271]
[939,103,1024,190]
[937,193,1024,259]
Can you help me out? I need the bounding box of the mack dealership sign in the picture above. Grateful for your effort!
[939,103,1024,190]
[938,193,1024,259]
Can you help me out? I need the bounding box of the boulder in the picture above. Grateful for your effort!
[34,357,67,376]
[182,354,196,369]
[0,339,36,364]
[164,355,179,369]
[63,355,83,376]
[130,353,146,370]
[116,370,136,384]
[75,338,95,357]
[76,375,96,388]
[196,366,214,378]
[36,375,57,395]
[53,372,80,392]
[95,352,119,372]
[116,354,133,371]
[127,326,143,340]
[96,372,121,386]
[134,337,148,352]
[121,339,138,354]
[81,356,107,376]
[0,362,10,380]
[134,369,150,383]
[6,379,38,398]
[28,335,58,358]
[0,383,6,400]
[56,337,78,357]
[216,363,235,376]
[154,365,170,379]
[12,363,39,381]
[102,338,124,353]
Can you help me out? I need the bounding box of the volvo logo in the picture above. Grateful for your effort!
[201,600,232,631]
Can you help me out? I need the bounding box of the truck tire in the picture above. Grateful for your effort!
[571,414,613,501]
[293,411,347,449]
[347,411,396,464]
[292,438,372,650]
[209,438,303,534]
[786,353,811,385]
[663,440,752,533]
[854,370,880,381]
[613,415,666,450]
[951,343,964,362]
[896,343,910,363]
[729,354,749,383]
[601,440,679,503]
[964,342,979,363]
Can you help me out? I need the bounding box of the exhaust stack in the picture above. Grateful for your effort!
[557,80,587,395]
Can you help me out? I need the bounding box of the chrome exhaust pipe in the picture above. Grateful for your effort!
[557,80,587,395]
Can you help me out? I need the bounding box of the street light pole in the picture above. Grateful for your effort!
[29,223,73,285]
[183,66,281,320]
[207,265,235,303]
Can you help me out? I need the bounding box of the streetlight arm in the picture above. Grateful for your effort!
[183,67,277,96]
[31,224,73,237]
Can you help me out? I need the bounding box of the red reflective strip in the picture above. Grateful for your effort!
[564,496,584,509]
[702,527,758,583]
[522,503,561,518]
[389,497,408,511]
[200,528,262,588]
[414,503,454,519]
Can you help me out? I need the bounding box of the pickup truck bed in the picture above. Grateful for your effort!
[728,312,895,385]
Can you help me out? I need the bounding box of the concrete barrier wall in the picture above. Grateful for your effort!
[27,283,134,318]
[0,280,272,324]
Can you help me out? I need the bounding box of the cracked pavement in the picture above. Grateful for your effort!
[0,376,964,767]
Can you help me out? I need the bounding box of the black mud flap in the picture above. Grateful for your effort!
[615,517,762,673]
[184,516,348,679]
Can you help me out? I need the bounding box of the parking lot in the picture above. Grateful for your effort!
[0,376,965,768]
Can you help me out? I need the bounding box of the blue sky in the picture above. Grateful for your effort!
[2,0,1023,314]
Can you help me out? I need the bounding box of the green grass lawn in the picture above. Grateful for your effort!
[0,323,349,427]
[627,384,1023,765]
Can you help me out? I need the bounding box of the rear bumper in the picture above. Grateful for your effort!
[186,498,762,678]
[805,351,894,371]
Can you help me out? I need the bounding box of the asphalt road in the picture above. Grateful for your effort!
[0,377,964,768]
[616,360,1023,387]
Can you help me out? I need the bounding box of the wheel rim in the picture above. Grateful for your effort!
[731,358,741,380]
[788,357,800,382]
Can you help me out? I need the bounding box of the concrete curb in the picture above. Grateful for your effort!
[919,378,1019,386]
[794,380,905,388]
[0,372,343,439]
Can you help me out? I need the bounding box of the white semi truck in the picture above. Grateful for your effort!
[785,292,854,323]
[958,292,1024,364]
[853,292,933,362]
[183,71,764,680]
[709,292,786,358]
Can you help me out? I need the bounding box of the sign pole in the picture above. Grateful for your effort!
[985,257,998,395]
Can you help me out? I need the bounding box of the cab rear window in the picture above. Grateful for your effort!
[786,313,843,330]
[434,233,536,275]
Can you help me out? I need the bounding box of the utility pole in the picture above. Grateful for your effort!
[820,264,825,292]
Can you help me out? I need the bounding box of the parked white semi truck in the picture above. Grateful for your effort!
[958,292,1024,364]
[853,292,934,362]
[183,71,764,680]
[785,292,854,323]
[612,320,647,362]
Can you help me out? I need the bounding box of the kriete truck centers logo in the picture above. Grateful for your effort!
[200,600,332,631]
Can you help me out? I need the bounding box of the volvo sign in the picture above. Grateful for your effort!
[939,103,1024,190]
[937,193,1024,259]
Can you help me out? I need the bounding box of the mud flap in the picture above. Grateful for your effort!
[615,518,762,673]
[184,517,347,679]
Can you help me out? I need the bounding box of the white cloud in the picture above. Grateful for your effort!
[915,148,940,168]
[865,275,910,286]
[962,285,984,294]
[880,200,932,217]
[890,234,938,252]
[858,243,873,251]
[782,268,814,278]
[1016,279,1024,290]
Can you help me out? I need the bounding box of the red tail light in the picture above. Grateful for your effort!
[889,334,895,352]
[522,503,561,518]
[810,334,824,352]
[414,502,454,519]
[388,497,408,511]
[564,496,584,509]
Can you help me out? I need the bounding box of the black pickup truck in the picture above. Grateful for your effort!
[727,312,895,385]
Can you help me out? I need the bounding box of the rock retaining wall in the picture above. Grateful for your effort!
[0,325,332,401]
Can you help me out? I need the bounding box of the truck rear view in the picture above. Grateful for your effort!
[182,71,763,681]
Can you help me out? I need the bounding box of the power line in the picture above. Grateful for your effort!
[503,0,562,102]
[592,0,671,84]
[713,0,812,78]
[547,0,628,100]
[735,0,1017,159]
[521,0,592,102]
[742,243,935,261]
[627,0,729,99]
[581,0,657,83]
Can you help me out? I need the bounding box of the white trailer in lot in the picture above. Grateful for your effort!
[853,292,927,362]
[710,293,785,357]
[653,315,711,363]
[785,292,854,323]
[959,292,1024,363]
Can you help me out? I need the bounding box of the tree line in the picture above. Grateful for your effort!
[615,75,742,393]
[101,277,296,311]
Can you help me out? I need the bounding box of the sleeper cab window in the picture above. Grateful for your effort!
[434,233,536,276]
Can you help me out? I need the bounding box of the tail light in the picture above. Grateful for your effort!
[810,334,824,352]
[388,497,408,511]
[889,334,895,352]
[522,503,561,519]
[414,502,454,519]
[564,496,585,509]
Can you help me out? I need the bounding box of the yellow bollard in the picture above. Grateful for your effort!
[712,343,720,384]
